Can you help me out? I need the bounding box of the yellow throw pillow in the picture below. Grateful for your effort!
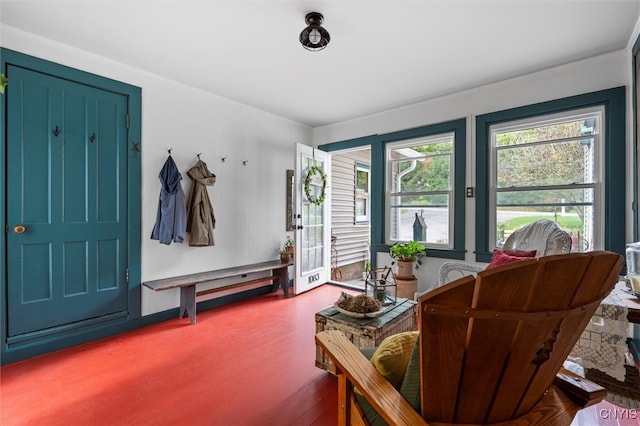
[370,331,419,389]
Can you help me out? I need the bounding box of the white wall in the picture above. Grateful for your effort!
[3,24,637,305]
[313,49,634,295]
[1,26,312,315]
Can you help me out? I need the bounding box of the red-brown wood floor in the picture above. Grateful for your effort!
[1,284,638,425]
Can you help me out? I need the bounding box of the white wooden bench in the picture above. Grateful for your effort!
[143,260,293,324]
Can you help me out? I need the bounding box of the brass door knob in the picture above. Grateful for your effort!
[14,225,26,234]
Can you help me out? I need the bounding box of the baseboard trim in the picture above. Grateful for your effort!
[1,286,278,365]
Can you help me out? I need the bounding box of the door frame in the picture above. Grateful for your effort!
[294,144,331,294]
[325,148,373,288]
[0,48,142,363]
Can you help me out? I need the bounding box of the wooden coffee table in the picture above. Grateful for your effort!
[315,298,418,374]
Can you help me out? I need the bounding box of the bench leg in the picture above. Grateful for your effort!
[273,267,289,296]
[179,285,197,324]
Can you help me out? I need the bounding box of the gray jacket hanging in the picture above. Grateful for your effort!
[186,159,216,246]
[151,155,187,244]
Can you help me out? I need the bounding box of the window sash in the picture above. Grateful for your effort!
[355,162,370,223]
[487,106,604,252]
[386,133,455,248]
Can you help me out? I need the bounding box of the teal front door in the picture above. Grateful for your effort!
[6,65,129,337]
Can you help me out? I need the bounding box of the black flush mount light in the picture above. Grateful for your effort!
[299,12,330,51]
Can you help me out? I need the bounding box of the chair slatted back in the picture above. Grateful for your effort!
[418,251,623,424]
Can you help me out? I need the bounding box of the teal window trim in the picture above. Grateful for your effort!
[319,118,467,265]
[320,135,382,267]
[475,87,626,263]
[379,119,466,259]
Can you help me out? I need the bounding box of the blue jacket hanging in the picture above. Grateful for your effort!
[151,155,187,244]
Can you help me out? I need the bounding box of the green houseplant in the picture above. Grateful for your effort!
[389,240,426,282]
[283,236,294,255]
[280,237,294,263]
[389,240,426,265]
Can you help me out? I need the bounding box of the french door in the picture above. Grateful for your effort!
[294,144,331,294]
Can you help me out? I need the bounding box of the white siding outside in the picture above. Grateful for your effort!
[331,149,371,281]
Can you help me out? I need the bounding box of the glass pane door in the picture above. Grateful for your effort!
[294,144,330,294]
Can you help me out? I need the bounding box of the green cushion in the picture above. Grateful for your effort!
[355,393,389,426]
[360,346,377,360]
[399,335,421,411]
[356,346,390,425]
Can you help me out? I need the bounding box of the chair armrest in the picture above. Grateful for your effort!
[554,368,607,408]
[438,262,485,285]
[315,330,427,426]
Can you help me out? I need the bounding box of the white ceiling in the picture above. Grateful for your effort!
[2,0,639,128]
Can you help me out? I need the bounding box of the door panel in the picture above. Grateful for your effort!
[7,65,128,336]
[294,144,330,294]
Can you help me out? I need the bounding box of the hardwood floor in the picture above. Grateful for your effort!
[0,284,638,425]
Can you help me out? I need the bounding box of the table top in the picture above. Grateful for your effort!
[316,297,417,329]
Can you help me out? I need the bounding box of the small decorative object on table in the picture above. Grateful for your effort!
[365,266,396,305]
[626,242,640,297]
[334,292,385,318]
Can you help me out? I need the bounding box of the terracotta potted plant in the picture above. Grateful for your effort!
[389,241,426,299]
[280,237,294,263]
[280,249,291,263]
[389,240,426,278]
[283,236,294,256]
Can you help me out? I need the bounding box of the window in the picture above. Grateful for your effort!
[475,88,626,262]
[489,107,603,252]
[319,118,466,260]
[386,132,456,248]
[355,163,370,223]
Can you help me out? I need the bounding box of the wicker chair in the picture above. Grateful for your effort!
[438,219,572,286]
[316,251,624,426]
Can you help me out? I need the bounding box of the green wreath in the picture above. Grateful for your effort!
[304,165,327,206]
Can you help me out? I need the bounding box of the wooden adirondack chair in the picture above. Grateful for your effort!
[316,251,624,425]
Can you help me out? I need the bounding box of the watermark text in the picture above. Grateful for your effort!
[599,408,638,420]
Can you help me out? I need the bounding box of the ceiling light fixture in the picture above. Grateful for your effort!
[299,12,330,51]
